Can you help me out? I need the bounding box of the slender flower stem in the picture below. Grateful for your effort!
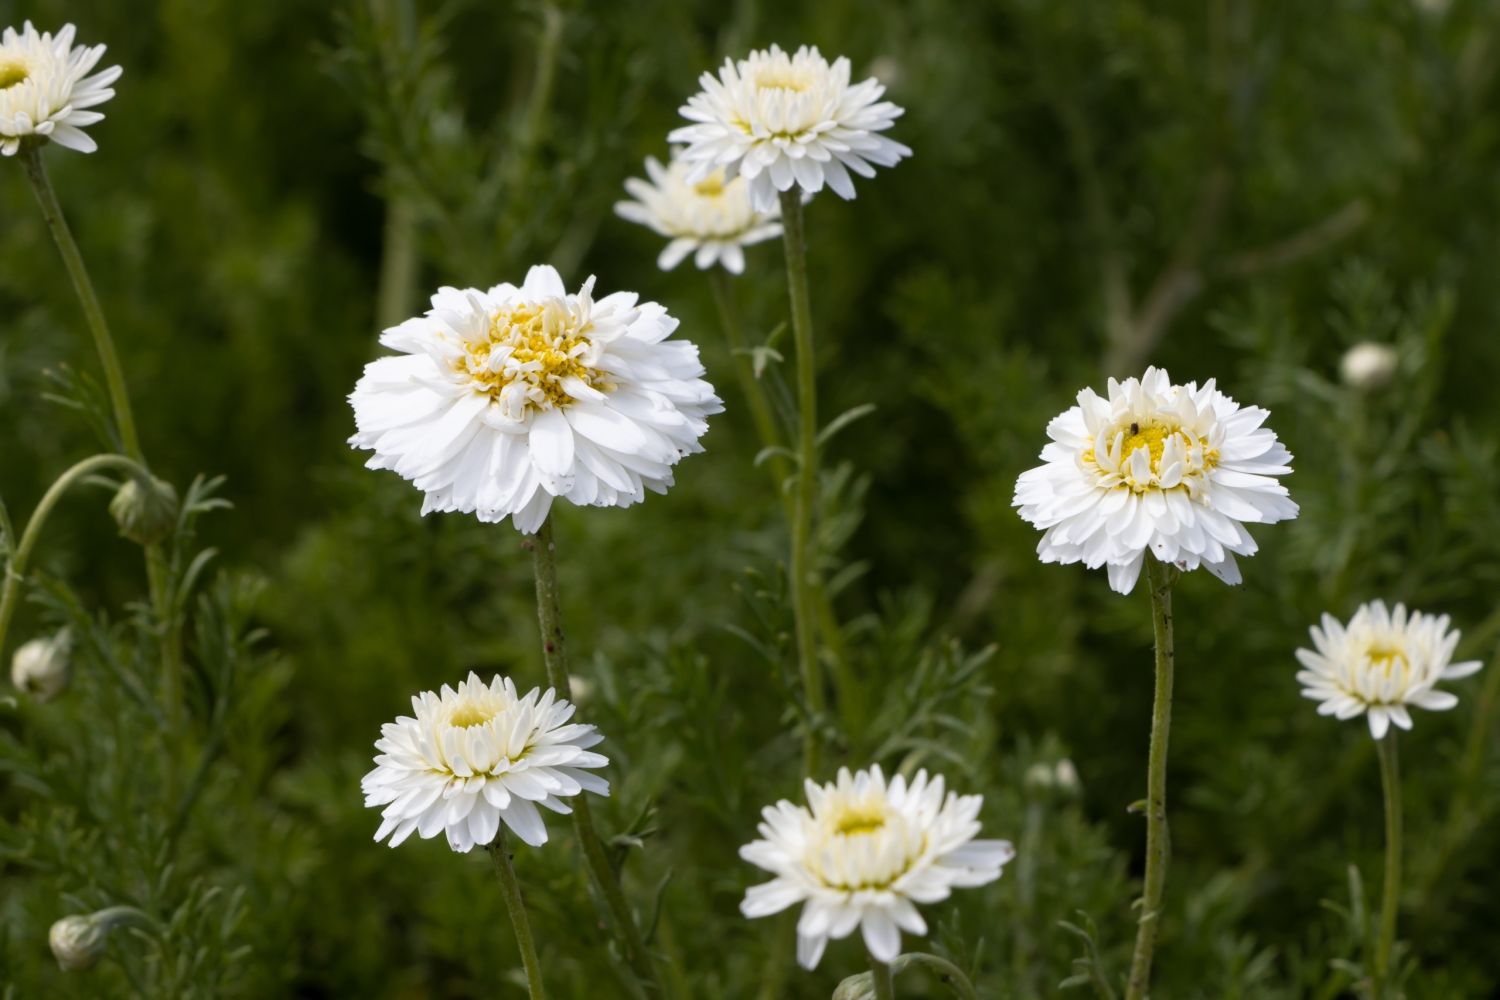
[778,190,825,777]
[0,454,147,658]
[888,953,980,1000]
[488,833,547,1000]
[1126,555,1177,1000]
[20,146,141,461]
[1373,733,1402,999]
[708,270,791,497]
[527,516,663,994]
[869,948,897,1000]
[19,144,184,747]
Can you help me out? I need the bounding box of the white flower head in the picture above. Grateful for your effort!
[1013,367,1299,595]
[1296,600,1482,739]
[0,22,121,157]
[740,765,1013,970]
[614,152,783,274]
[669,44,911,213]
[348,265,723,533]
[11,629,71,701]
[1339,341,1399,391]
[362,672,609,853]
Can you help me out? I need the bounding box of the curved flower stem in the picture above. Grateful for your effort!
[20,146,141,461]
[1126,555,1177,1000]
[0,454,147,658]
[527,516,663,995]
[1373,733,1402,999]
[889,953,980,999]
[869,948,896,1000]
[19,145,184,753]
[777,190,825,777]
[488,833,547,1000]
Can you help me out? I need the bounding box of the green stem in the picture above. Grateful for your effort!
[0,454,146,658]
[869,949,896,1000]
[375,195,419,331]
[1373,733,1402,999]
[708,270,791,497]
[20,145,141,461]
[889,953,980,1000]
[778,190,825,777]
[488,833,548,1000]
[528,516,662,994]
[1126,555,1177,1000]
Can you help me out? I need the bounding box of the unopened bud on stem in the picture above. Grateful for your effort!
[109,474,178,547]
[49,906,153,972]
[11,629,71,701]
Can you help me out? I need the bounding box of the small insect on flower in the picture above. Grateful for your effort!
[614,151,784,274]
[669,44,911,213]
[362,673,610,853]
[740,765,1013,970]
[348,266,723,533]
[0,22,121,157]
[1013,367,1298,594]
[1296,600,1482,739]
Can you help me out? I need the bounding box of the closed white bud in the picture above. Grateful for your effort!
[1340,342,1399,391]
[11,629,71,701]
[833,971,878,1000]
[567,674,594,704]
[1055,758,1080,793]
[1025,759,1080,796]
[48,906,152,972]
[1024,762,1055,791]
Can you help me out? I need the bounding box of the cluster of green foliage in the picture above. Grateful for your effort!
[3,0,1500,996]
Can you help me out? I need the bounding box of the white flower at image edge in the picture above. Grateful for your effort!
[614,153,783,274]
[1013,367,1298,595]
[362,673,609,852]
[740,765,1013,969]
[0,22,121,156]
[669,44,911,212]
[348,265,722,533]
[1296,600,1482,739]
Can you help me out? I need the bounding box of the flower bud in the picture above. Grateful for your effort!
[1024,762,1055,792]
[48,907,152,972]
[1054,758,1080,794]
[833,971,878,1000]
[108,475,179,547]
[11,630,71,701]
[1339,342,1399,392]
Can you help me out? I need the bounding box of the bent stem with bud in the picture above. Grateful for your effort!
[1372,733,1402,998]
[778,189,827,776]
[1126,555,1178,1000]
[527,516,662,993]
[489,832,547,999]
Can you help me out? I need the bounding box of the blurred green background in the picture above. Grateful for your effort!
[3,0,1500,996]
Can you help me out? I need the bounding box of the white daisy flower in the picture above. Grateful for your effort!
[614,152,783,274]
[1296,600,1482,740]
[0,22,121,157]
[1013,366,1299,595]
[362,672,610,853]
[668,44,911,213]
[739,765,1013,970]
[348,265,723,533]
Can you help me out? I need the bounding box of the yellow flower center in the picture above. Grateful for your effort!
[833,807,887,837]
[693,173,727,197]
[1081,418,1220,493]
[1366,644,1409,677]
[755,69,809,92]
[459,301,608,412]
[1121,423,1171,470]
[448,703,495,729]
[0,60,28,90]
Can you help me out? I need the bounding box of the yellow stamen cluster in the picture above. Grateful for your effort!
[1365,644,1411,682]
[693,172,728,197]
[833,807,888,838]
[755,70,810,92]
[459,301,605,411]
[0,60,29,90]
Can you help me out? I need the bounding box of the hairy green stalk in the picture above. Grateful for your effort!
[1373,733,1402,999]
[1126,555,1177,1000]
[527,516,663,994]
[869,949,896,1000]
[777,190,825,777]
[489,833,547,999]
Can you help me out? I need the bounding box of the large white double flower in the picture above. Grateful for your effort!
[740,765,1013,970]
[1014,367,1298,594]
[349,265,722,532]
[669,44,910,212]
[1296,600,1482,739]
[363,672,609,853]
[0,21,121,157]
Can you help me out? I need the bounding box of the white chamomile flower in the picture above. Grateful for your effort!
[362,672,609,853]
[348,265,723,533]
[1296,600,1482,740]
[614,152,783,274]
[669,44,911,213]
[0,22,121,157]
[740,765,1013,970]
[1013,367,1299,595]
